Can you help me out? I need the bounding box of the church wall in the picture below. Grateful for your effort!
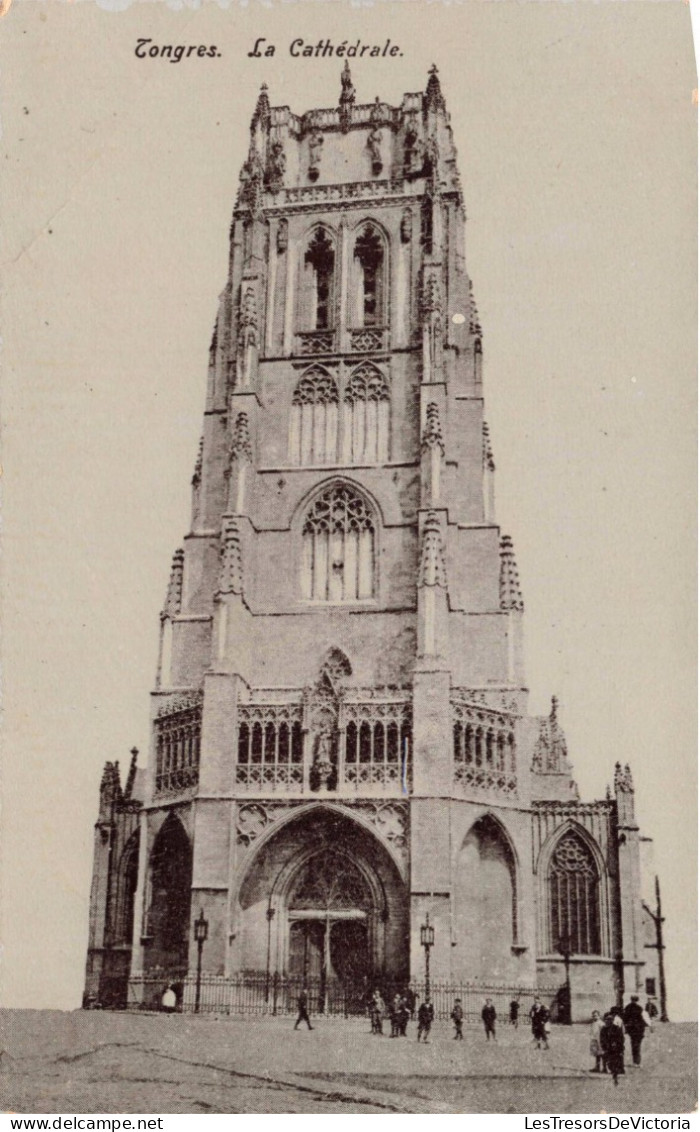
[170,615,212,689]
[244,609,418,687]
[447,610,510,686]
[447,525,501,612]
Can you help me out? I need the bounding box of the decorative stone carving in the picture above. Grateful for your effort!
[276,218,288,254]
[403,118,419,177]
[482,422,495,472]
[367,127,383,176]
[163,548,184,618]
[266,140,286,192]
[499,535,524,612]
[236,804,268,845]
[219,516,243,595]
[230,412,253,464]
[614,761,634,793]
[425,63,445,113]
[307,131,324,182]
[532,696,569,774]
[191,436,204,488]
[237,286,258,350]
[400,207,412,244]
[421,402,444,454]
[238,146,265,214]
[421,272,443,318]
[468,279,482,335]
[419,511,447,589]
[339,61,355,133]
[343,800,409,871]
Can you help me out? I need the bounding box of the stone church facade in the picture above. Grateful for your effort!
[84,66,657,1020]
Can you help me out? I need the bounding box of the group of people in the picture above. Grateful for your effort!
[589,996,654,1086]
[292,984,656,1081]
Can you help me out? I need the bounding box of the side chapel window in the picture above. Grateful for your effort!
[288,367,339,466]
[301,484,375,602]
[353,225,385,328]
[304,228,335,331]
[548,832,602,955]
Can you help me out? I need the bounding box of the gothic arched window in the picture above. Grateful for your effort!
[342,363,390,465]
[301,484,375,602]
[304,228,335,331]
[548,832,601,955]
[289,367,339,466]
[352,225,385,328]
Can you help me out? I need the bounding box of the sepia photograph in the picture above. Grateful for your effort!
[1,0,696,1116]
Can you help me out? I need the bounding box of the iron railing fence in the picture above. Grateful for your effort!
[125,972,561,1023]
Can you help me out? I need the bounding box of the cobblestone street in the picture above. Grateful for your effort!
[0,1011,695,1115]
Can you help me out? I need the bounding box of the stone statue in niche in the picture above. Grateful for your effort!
[403,120,419,176]
[313,729,335,791]
[308,131,324,182]
[367,127,383,176]
[266,141,286,192]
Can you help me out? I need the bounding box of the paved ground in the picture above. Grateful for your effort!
[0,1010,696,1115]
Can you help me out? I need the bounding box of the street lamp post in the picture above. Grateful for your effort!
[193,909,209,1015]
[557,934,573,1025]
[420,913,435,1004]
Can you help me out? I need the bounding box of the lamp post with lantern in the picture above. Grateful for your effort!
[420,913,435,1004]
[557,933,573,1024]
[193,909,209,1014]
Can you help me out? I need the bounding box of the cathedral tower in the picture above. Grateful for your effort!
[85,67,654,1020]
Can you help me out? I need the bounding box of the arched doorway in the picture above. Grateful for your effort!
[454,814,518,982]
[146,814,192,973]
[237,806,408,1009]
[287,850,373,994]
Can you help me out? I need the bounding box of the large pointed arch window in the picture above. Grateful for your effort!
[352,225,385,328]
[304,228,335,330]
[301,484,375,602]
[548,832,601,955]
[289,367,339,466]
[342,363,390,464]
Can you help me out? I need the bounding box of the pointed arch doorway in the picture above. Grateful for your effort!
[287,851,372,1003]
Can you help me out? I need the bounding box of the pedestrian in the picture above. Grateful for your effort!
[529,997,549,1050]
[509,998,520,1029]
[406,987,417,1020]
[622,995,652,1067]
[390,993,402,1038]
[398,994,410,1036]
[451,998,464,1040]
[294,985,313,1031]
[645,998,658,1021]
[417,999,434,1042]
[600,1012,625,1086]
[370,989,384,1035]
[589,1010,604,1072]
[161,984,177,1014]
[482,997,497,1041]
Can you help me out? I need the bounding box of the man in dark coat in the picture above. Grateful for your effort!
[451,998,464,1040]
[600,1012,625,1085]
[294,986,313,1031]
[509,998,520,1028]
[482,998,497,1041]
[623,995,650,1066]
[417,999,434,1042]
[529,997,550,1050]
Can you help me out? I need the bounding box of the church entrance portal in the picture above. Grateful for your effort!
[287,851,372,1005]
[237,807,409,1008]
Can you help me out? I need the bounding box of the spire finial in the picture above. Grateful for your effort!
[425,64,445,112]
[339,61,355,132]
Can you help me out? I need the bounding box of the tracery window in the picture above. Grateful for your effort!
[289,367,339,466]
[304,228,335,331]
[353,226,385,328]
[290,852,371,912]
[301,484,375,602]
[342,363,390,465]
[236,705,304,790]
[548,832,601,955]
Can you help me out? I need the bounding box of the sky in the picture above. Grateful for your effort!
[2,0,696,1018]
